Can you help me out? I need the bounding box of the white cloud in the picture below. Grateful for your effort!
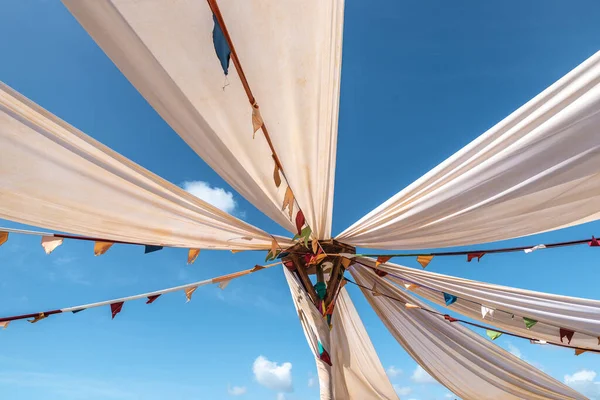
[393,385,412,395]
[411,365,437,384]
[252,356,293,393]
[507,343,522,359]
[387,366,403,378]
[445,394,455,398]
[564,370,600,399]
[182,181,237,214]
[227,385,247,396]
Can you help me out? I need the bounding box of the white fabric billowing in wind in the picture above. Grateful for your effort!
[365,257,600,350]
[351,266,586,400]
[283,268,397,400]
[338,51,600,249]
[0,82,291,250]
[62,0,343,239]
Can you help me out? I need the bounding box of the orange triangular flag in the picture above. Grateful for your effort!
[282,187,294,219]
[309,254,327,265]
[185,286,198,302]
[417,255,434,269]
[575,349,587,356]
[41,236,63,254]
[311,239,319,254]
[187,249,200,264]
[0,321,9,329]
[405,303,420,309]
[28,313,47,324]
[273,158,281,188]
[0,231,8,247]
[94,241,113,256]
[250,265,265,273]
[341,257,352,269]
[231,249,244,254]
[404,282,419,291]
[252,103,263,138]
[375,256,392,268]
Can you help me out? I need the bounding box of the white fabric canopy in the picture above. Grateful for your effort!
[0,82,291,250]
[364,258,600,350]
[338,51,600,249]
[351,266,587,400]
[283,268,398,400]
[62,0,343,239]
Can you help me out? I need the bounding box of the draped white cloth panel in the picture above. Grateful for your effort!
[338,51,600,249]
[351,266,587,400]
[0,82,290,250]
[361,257,600,350]
[283,268,398,400]
[62,0,343,239]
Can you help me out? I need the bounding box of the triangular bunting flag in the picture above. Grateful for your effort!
[309,254,328,266]
[231,249,244,254]
[575,349,587,356]
[444,314,458,322]
[312,239,319,254]
[110,302,124,319]
[443,292,458,306]
[314,282,327,300]
[185,286,198,302]
[404,283,419,291]
[299,226,312,248]
[94,241,113,256]
[560,328,575,344]
[340,257,352,269]
[252,103,263,138]
[0,231,8,247]
[212,14,231,75]
[146,295,161,304]
[295,211,305,237]
[417,255,433,269]
[523,317,538,330]
[250,265,265,273]
[486,330,502,340]
[589,236,600,247]
[265,239,279,261]
[187,249,200,264]
[28,313,48,324]
[273,158,281,188]
[524,244,546,254]
[318,341,332,366]
[282,187,294,219]
[144,245,163,254]
[72,309,85,314]
[467,252,485,262]
[405,303,420,309]
[0,321,9,329]
[218,279,232,290]
[374,269,388,277]
[283,260,295,271]
[375,256,392,268]
[481,306,494,319]
[41,236,63,255]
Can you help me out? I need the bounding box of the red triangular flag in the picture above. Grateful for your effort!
[560,328,575,344]
[589,236,600,247]
[375,269,388,277]
[319,349,332,366]
[295,211,305,237]
[146,295,161,304]
[467,252,485,262]
[110,302,124,319]
[444,314,458,323]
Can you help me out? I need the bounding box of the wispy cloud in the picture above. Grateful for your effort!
[387,365,403,378]
[411,365,437,384]
[564,369,600,398]
[393,384,412,395]
[227,384,247,396]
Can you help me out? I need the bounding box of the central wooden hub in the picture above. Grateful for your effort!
[281,239,355,309]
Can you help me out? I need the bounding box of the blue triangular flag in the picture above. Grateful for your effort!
[212,14,231,75]
[443,292,458,306]
[144,245,163,254]
[72,309,85,314]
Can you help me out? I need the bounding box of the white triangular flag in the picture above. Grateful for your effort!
[481,306,494,319]
[41,236,63,254]
[218,279,232,290]
[524,244,546,254]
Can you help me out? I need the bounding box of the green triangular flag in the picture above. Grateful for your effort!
[486,330,502,340]
[523,317,538,330]
[300,226,312,248]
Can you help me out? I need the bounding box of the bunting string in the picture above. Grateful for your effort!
[343,277,600,355]
[0,261,281,324]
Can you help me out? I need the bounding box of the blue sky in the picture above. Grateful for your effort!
[1,1,600,399]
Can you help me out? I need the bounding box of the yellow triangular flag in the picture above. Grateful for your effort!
[267,239,278,260]
[405,303,420,309]
[0,231,8,247]
[282,187,294,219]
[28,313,47,324]
[312,239,319,254]
[273,158,281,188]
[41,236,63,255]
[187,249,200,264]
[94,241,113,256]
[310,254,328,265]
[185,286,198,302]
[575,349,587,356]
[252,103,263,138]
[0,321,9,329]
[218,279,232,290]
[417,255,434,269]
[341,257,352,269]
[404,283,419,291]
